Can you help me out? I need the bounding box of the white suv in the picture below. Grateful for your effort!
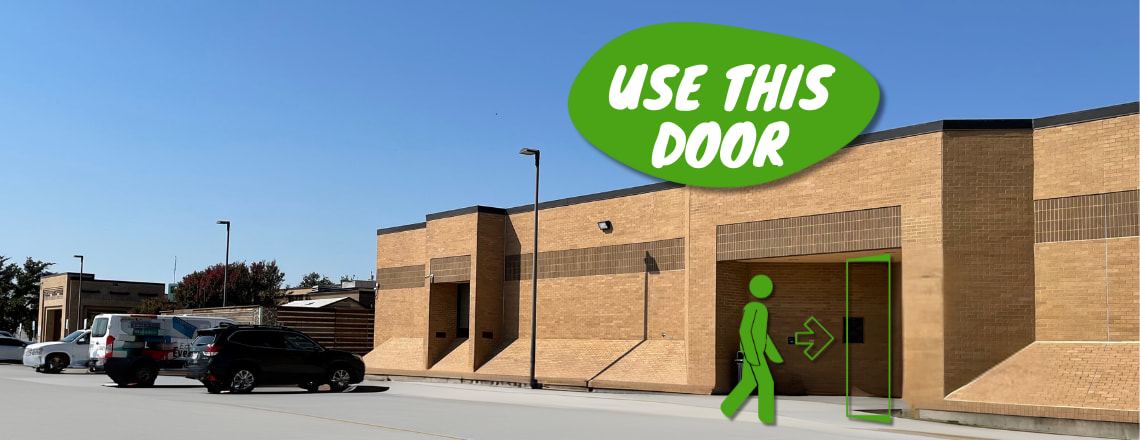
[23,330,91,373]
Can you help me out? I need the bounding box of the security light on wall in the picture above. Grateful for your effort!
[597,220,612,232]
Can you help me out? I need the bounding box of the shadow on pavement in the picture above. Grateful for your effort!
[347,385,389,393]
[102,383,203,389]
[189,385,390,395]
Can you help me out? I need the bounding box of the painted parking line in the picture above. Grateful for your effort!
[230,404,470,440]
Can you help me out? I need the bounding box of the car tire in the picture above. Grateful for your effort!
[327,366,353,393]
[44,354,68,374]
[204,382,223,394]
[131,362,158,387]
[228,367,257,394]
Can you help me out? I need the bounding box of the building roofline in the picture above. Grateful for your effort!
[503,181,684,215]
[376,101,1139,236]
[1032,101,1138,129]
[41,272,164,286]
[425,205,508,221]
[376,222,426,236]
[845,119,1037,147]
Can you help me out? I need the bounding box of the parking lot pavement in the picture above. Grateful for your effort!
[0,364,1095,440]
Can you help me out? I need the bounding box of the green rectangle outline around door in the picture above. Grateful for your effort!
[845,253,892,423]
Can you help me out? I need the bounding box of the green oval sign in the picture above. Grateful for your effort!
[568,23,880,188]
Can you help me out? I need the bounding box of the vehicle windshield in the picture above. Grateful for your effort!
[192,335,215,348]
[91,318,109,337]
[61,331,85,342]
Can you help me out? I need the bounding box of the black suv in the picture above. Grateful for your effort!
[187,325,365,394]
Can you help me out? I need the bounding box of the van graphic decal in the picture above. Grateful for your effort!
[172,317,196,338]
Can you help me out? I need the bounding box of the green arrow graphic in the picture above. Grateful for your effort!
[794,316,834,361]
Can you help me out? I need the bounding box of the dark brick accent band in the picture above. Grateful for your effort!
[429,255,471,283]
[716,206,902,261]
[505,238,685,281]
[377,265,426,290]
[1034,190,1140,243]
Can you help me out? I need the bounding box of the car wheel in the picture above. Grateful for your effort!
[131,363,158,387]
[44,354,68,373]
[328,366,353,392]
[228,368,257,394]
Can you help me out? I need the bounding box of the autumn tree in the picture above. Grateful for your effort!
[173,260,285,309]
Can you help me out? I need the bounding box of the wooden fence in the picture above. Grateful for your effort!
[164,306,373,355]
[166,306,273,325]
[275,307,374,355]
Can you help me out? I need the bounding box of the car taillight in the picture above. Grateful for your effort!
[104,335,114,359]
[202,344,220,357]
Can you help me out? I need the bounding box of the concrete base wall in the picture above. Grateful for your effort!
[919,409,1140,439]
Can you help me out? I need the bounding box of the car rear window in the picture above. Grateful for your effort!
[91,318,109,337]
[192,335,215,347]
[228,330,265,347]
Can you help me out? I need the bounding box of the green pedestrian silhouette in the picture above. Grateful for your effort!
[720,274,783,423]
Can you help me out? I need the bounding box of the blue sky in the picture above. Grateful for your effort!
[0,1,1136,287]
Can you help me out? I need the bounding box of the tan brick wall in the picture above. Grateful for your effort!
[473,213,506,368]
[940,130,1036,393]
[1107,238,1139,341]
[504,188,688,255]
[1036,240,1109,341]
[503,270,686,341]
[377,227,425,269]
[366,285,428,370]
[370,228,430,369]
[1032,114,1139,345]
[1034,115,1139,199]
[1036,237,1140,343]
[427,282,460,367]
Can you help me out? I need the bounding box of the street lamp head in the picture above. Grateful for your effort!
[217,220,230,225]
[519,148,539,156]
[73,255,83,259]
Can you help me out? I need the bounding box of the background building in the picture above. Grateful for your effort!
[282,280,376,309]
[368,102,1139,427]
[36,272,165,341]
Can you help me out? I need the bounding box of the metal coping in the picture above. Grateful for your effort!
[377,101,1138,236]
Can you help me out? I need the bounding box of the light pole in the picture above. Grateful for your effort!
[217,220,230,307]
[74,255,83,332]
[519,148,540,390]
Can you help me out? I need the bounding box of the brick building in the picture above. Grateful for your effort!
[36,272,165,341]
[367,102,1139,426]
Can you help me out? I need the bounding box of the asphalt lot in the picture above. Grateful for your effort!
[0,363,1094,440]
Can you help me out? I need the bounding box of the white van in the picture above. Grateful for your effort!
[89,314,235,386]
